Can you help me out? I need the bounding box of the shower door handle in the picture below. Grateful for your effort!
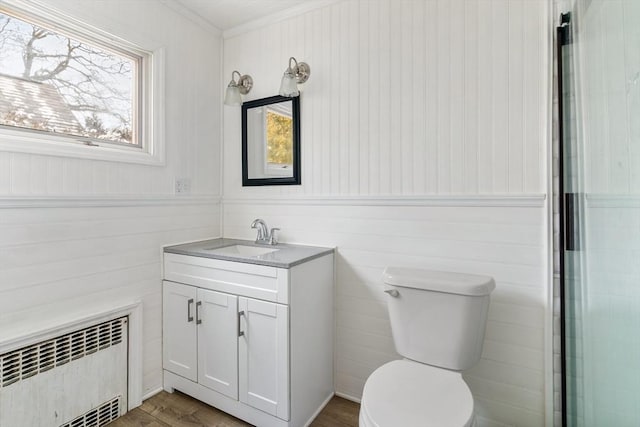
[565,193,580,251]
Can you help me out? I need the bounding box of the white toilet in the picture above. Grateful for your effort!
[359,267,495,427]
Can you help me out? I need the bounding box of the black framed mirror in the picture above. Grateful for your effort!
[242,95,301,186]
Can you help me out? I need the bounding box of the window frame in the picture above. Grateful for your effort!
[0,0,165,165]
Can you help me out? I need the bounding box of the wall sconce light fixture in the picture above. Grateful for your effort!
[224,70,253,106]
[279,57,310,97]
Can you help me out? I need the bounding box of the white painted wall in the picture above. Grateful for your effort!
[0,0,222,397]
[223,1,551,426]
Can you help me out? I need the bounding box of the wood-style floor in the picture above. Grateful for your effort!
[108,390,360,427]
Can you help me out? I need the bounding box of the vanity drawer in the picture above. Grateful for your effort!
[164,253,289,304]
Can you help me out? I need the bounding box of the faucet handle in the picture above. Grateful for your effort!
[269,228,280,245]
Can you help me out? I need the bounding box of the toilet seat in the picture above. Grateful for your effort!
[360,360,474,427]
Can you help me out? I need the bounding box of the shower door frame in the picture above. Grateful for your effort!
[557,11,572,427]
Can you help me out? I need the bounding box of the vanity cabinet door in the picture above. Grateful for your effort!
[238,297,289,420]
[163,281,198,382]
[197,289,239,399]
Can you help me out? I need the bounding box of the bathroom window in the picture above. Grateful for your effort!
[0,2,165,164]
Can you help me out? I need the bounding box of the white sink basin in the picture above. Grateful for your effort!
[205,245,279,257]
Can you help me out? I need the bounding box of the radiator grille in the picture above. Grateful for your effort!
[60,396,121,427]
[0,317,126,388]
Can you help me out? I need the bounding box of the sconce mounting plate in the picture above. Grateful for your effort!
[295,62,310,84]
[238,74,253,95]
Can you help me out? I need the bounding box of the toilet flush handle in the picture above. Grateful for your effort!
[384,289,399,297]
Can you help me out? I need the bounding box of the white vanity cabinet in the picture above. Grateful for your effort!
[163,283,245,400]
[162,247,333,427]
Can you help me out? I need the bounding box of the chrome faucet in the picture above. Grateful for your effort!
[251,219,280,245]
[251,218,268,242]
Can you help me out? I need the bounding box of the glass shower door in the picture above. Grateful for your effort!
[560,1,640,426]
[558,11,584,427]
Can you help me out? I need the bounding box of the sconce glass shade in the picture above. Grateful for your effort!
[279,57,310,97]
[224,84,242,106]
[279,69,299,97]
[224,70,253,106]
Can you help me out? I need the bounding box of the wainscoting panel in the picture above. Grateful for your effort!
[0,200,221,396]
[223,197,548,427]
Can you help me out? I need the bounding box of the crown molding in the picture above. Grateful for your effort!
[223,0,344,39]
[160,0,223,37]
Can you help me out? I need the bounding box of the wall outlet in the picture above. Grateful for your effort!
[174,178,191,195]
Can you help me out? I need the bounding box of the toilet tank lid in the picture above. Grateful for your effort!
[383,267,496,296]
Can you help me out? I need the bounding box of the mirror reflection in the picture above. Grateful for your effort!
[247,101,292,177]
[242,95,300,186]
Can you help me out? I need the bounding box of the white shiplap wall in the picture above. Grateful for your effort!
[223,0,551,426]
[0,0,223,397]
[223,0,548,197]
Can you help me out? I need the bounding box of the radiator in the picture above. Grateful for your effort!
[0,317,128,427]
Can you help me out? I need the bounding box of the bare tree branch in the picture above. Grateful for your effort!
[0,17,10,51]
[22,27,49,77]
[1,17,134,141]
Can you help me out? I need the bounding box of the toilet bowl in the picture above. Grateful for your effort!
[359,360,475,427]
[359,267,494,427]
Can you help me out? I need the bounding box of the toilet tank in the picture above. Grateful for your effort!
[383,267,495,371]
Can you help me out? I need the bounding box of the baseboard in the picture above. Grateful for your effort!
[303,392,335,427]
[142,387,164,401]
[334,391,361,404]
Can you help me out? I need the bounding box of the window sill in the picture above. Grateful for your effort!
[0,123,165,166]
